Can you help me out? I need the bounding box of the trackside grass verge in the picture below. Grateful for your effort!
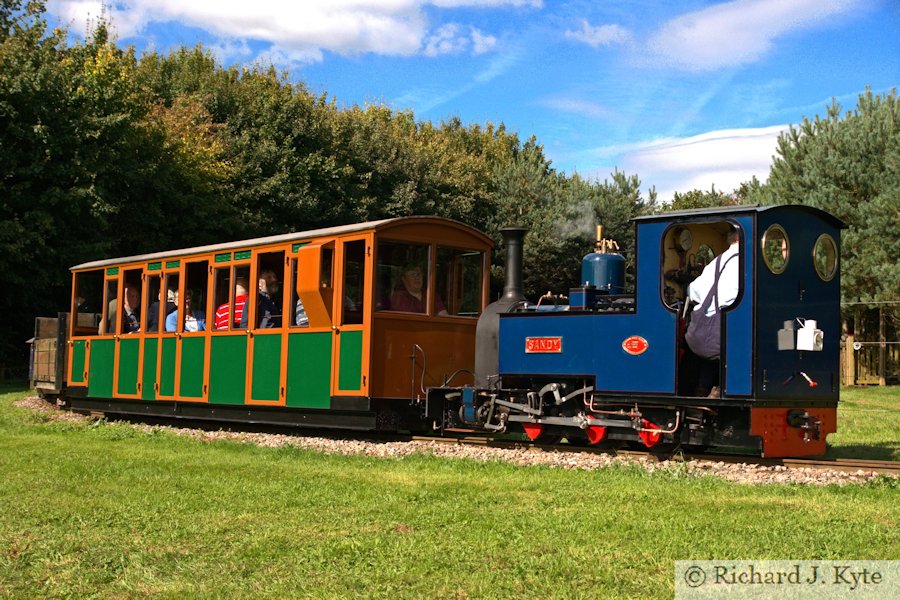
[825,385,900,460]
[1,385,897,599]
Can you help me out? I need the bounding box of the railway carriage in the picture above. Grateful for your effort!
[59,217,492,430]
[34,205,845,457]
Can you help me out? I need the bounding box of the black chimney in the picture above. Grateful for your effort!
[500,227,527,302]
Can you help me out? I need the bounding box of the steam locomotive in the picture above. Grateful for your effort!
[31,205,844,457]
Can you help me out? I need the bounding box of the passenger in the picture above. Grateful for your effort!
[241,269,281,328]
[214,277,249,330]
[389,264,448,316]
[295,298,309,327]
[147,281,178,333]
[106,283,141,334]
[166,289,206,332]
[686,226,740,398]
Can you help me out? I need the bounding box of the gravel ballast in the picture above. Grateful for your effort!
[15,396,895,486]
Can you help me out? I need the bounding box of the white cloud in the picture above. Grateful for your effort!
[471,28,498,55]
[564,20,632,48]
[48,0,528,63]
[644,0,862,71]
[583,125,789,203]
[423,24,496,57]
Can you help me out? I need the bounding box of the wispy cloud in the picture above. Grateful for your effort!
[538,97,615,120]
[563,0,863,72]
[643,0,863,72]
[564,20,632,48]
[581,125,789,202]
[48,0,532,64]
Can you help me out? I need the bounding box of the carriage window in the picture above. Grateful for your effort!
[169,261,208,333]
[160,272,180,333]
[342,241,366,325]
[120,269,142,334]
[213,265,250,330]
[72,270,103,335]
[212,267,230,330]
[101,277,118,336]
[289,257,309,328]
[144,275,161,332]
[253,251,285,329]
[435,247,483,317]
[376,241,431,314]
[813,234,838,281]
[761,225,789,274]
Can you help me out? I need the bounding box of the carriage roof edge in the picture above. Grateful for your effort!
[70,215,493,271]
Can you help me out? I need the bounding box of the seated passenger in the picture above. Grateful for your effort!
[389,264,448,316]
[147,282,177,333]
[214,278,249,330]
[105,283,141,334]
[295,298,309,327]
[166,290,206,332]
[685,226,740,398]
[240,269,281,328]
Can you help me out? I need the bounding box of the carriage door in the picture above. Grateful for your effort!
[247,249,288,405]
[113,267,143,399]
[156,266,181,400]
[87,268,119,398]
[288,241,336,409]
[174,259,209,401]
[331,237,370,398]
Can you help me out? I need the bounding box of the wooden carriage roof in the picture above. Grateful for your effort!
[71,216,493,271]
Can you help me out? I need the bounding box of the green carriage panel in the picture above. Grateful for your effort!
[179,337,206,398]
[142,338,158,400]
[251,333,282,402]
[286,332,331,408]
[338,330,363,391]
[209,335,248,405]
[70,340,86,384]
[87,339,115,398]
[116,338,140,395]
[159,338,177,397]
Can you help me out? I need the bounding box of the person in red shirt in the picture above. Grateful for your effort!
[389,265,448,315]
[214,277,249,330]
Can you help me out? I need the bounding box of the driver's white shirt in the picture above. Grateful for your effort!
[688,242,740,316]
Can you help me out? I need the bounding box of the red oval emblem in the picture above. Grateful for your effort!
[622,335,648,355]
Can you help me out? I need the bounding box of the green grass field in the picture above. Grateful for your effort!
[826,386,900,460]
[0,384,897,599]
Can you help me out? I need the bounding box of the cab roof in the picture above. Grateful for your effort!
[632,204,847,229]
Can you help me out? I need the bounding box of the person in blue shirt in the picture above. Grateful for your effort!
[165,289,206,332]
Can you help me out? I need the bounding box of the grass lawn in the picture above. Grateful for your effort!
[827,386,900,460]
[0,384,897,599]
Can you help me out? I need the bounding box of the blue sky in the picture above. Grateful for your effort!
[48,1,898,202]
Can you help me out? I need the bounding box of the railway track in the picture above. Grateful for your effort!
[408,434,900,475]
[26,396,900,477]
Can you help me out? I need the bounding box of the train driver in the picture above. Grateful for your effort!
[686,225,740,398]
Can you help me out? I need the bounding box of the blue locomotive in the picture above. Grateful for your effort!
[429,205,845,457]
